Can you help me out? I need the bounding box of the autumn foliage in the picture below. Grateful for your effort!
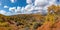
[0,5,60,30]
[37,5,60,30]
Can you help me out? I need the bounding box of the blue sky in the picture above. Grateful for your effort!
[0,0,27,11]
[0,0,27,7]
[0,0,60,15]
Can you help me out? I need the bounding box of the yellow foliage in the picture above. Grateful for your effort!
[48,5,60,12]
[45,12,57,24]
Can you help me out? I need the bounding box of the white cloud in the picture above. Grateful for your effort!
[25,4,34,11]
[4,12,12,16]
[9,6,22,14]
[0,10,14,16]
[26,0,32,4]
[0,0,57,15]
[20,7,25,13]
[9,6,22,13]
[24,4,47,14]
[9,7,16,12]
[0,10,11,16]
[48,0,56,5]
[15,6,21,13]
[34,0,48,6]
[10,0,16,3]
[4,5,9,8]
[0,10,7,15]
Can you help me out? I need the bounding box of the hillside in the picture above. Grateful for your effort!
[0,5,60,30]
[0,14,45,30]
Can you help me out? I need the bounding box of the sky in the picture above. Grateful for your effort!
[0,0,60,15]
